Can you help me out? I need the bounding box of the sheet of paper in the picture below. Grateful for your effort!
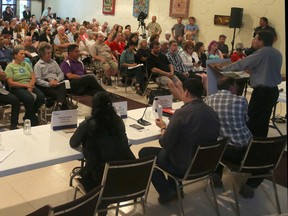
[0,147,15,162]
[128,63,143,70]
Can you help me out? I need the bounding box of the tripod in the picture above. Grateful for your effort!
[230,27,237,55]
[137,20,146,39]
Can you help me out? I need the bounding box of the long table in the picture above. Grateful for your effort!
[0,124,83,177]
[0,102,184,177]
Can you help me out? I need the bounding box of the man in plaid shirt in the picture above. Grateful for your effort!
[206,76,254,198]
[166,40,189,82]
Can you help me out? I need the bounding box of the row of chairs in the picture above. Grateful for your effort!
[27,135,286,216]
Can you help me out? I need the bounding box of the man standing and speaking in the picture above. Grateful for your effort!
[211,30,282,137]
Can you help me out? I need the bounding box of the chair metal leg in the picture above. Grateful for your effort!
[271,172,281,214]
[175,180,184,216]
[209,176,220,216]
[140,197,146,214]
[232,182,240,216]
[73,187,79,200]
[115,203,120,216]
[125,75,128,93]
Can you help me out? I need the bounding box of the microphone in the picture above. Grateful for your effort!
[137,106,151,126]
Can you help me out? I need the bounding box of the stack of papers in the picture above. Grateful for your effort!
[221,71,250,79]
[0,147,14,162]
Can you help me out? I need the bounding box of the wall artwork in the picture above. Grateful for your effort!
[169,0,190,18]
[102,0,116,15]
[133,0,149,17]
[214,15,230,26]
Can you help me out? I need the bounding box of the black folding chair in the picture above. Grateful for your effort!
[27,185,102,216]
[221,135,287,216]
[156,138,228,216]
[74,156,156,215]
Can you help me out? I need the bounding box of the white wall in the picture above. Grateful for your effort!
[43,0,285,74]
[30,0,42,21]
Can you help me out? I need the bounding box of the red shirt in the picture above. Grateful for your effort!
[109,41,125,54]
[231,52,246,62]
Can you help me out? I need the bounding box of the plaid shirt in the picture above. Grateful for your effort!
[206,90,252,147]
[166,51,187,74]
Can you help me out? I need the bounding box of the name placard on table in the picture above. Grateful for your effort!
[51,109,78,130]
[113,101,128,118]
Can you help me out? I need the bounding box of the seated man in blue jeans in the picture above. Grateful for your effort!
[139,78,220,204]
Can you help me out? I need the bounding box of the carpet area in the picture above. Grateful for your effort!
[73,93,146,111]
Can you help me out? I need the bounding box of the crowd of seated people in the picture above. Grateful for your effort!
[0,10,283,216]
[0,11,251,130]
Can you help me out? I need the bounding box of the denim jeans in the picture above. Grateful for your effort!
[11,87,45,126]
[0,93,20,127]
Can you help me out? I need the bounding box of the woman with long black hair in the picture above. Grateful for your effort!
[70,91,135,192]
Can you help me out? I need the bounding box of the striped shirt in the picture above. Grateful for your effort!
[166,51,187,74]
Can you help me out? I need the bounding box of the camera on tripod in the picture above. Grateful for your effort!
[137,11,147,26]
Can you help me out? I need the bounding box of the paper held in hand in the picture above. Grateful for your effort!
[128,63,144,70]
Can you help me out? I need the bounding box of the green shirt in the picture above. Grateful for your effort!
[5,62,33,84]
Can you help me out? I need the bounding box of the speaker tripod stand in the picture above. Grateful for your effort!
[230,27,237,55]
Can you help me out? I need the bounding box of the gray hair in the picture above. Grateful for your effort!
[38,42,52,58]
[13,45,25,57]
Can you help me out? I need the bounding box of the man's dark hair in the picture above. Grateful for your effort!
[73,31,80,42]
[257,30,274,46]
[125,25,131,29]
[128,41,137,47]
[183,78,203,98]
[188,16,196,21]
[219,34,226,39]
[260,17,268,23]
[217,76,236,90]
[68,44,79,54]
[150,41,160,50]
[168,39,177,47]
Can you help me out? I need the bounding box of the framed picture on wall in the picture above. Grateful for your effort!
[214,15,230,26]
[169,0,190,18]
[133,0,149,17]
[102,0,116,15]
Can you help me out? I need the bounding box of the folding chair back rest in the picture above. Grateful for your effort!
[26,205,52,216]
[99,156,156,204]
[184,138,228,180]
[240,135,287,173]
[50,185,102,216]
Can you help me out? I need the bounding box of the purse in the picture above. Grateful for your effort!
[146,87,171,105]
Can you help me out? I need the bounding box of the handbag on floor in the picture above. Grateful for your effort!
[146,87,171,105]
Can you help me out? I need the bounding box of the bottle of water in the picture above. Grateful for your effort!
[23,119,31,135]
[152,97,159,119]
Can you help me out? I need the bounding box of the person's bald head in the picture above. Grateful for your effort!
[24,36,32,46]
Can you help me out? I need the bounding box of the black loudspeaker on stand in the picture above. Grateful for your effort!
[229,7,243,54]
